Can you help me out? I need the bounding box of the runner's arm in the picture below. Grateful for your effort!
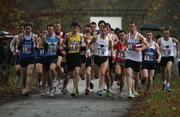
[88,36,97,48]
[34,34,38,47]
[172,37,179,58]
[10,36,17,53]
[60,33,70,50]
[155,43,161,63]
[138,34,149,51]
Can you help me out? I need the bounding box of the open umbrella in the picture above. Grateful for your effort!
[139,23,162,31]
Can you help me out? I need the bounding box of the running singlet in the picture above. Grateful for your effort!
[160,37,174,57]
[115,42,128,62]
[107,33,118,56]
[35,48,45,58]
[56,32,65,56]
[94,35,109,57]
[125,32,142,62]
[86,39,92,58]
[19,33,35,59]
[44,34,59,57]
[67,32,81,54]
[142,41,157,63]
[80,35,87,55]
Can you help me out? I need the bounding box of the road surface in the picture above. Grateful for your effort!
[0,79,133,117]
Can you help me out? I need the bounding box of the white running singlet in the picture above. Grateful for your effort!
[160,37,174,57]
[125,32,142,62]
[94,35,109,57]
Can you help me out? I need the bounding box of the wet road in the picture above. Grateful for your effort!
[0,79,133,117]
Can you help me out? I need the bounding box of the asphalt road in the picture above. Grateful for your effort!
[0,79,133,117]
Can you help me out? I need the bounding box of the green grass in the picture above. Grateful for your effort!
[134,77,180,117]
[0,67,38,98]
[0,67,21,98]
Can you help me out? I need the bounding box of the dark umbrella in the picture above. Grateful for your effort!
[139,23,162,31]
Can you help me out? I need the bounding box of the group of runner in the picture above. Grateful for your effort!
[10,20,179,98]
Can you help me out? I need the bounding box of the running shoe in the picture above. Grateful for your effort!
[85,88,90,95]
[96,90,103,96]
[71,90,78,97]
[133,90,140,97]
[162,84,166,92]
[128,92,135,98]
[41,89,46,96]
[61,88,69,95]
[90,81,94,89]
[21,89,30,96]
[49,89,55,97]
[106,90,112,97]
[165,85,171,92]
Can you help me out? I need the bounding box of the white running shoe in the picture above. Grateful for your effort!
[49,90,55,97]
[128,92,135,98]
[133,91,140,97]
[41,89,46,96]
[53,79,58,88]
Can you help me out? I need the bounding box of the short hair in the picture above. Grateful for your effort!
[71,21,80,28]
[114,27,120,33]
[101,25,108,29]
[119,30,126,34]
[91,22,96,25]
[85,24,91,28]
[146,31,152,34]
[129,21,136,26]
[24,22,33,28]
[84,29,91,34]
[105,23,111,29]
[47,24,54,29]
[19,23,24,28]
[98,20,106,26]
[163,27,170,31]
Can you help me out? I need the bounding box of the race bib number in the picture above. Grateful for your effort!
[86,49,91,58]
[48,44,57,55]
[96,45,105,56]
[163,48,171,56]
[22,45,32,54]
[116,51,125,59]
[69,42,79,51]
[144,55,153,61]
[128,44,135,51]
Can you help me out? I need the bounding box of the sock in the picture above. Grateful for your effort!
[163,80,167,85]
[166,82,170,87]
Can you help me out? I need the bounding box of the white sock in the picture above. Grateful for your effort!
[166,82,170,87]
[163,80,167,85]
[129,90,132,94]
[90,80,94,83]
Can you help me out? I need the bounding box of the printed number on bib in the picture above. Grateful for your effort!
[48,44,56,55]
[163,48,171,56]
[128,44,135,51]
[22,45,32,54]
[144,55,153,61]
[70,42,79,51]
[96,45,105,56]
[117,51,125,59]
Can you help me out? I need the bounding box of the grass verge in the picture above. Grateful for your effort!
[128,77,180,117]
